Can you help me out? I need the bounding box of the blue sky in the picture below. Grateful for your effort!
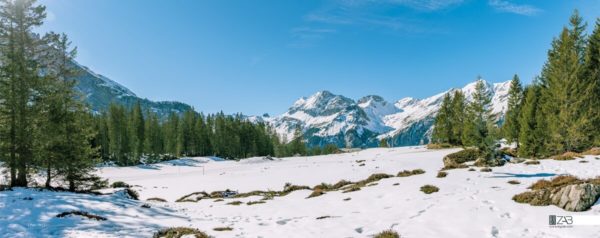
[38,0,600,115]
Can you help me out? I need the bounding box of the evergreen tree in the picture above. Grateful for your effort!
[129,102,144,162]
[0,0,46,186]
[518,84,546,157]
[539,11,588,153]
[431,93,453,144]
[581,19,600,146]
[463,79,495,158]
[503,75,523,146]
[449,90,466,145]
[107,104,130,165]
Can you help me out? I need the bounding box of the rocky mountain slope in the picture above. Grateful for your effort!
[265,79,511,148]
[71,61,192,118]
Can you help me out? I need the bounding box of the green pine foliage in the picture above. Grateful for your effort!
[503,75,523,146]
[0,0,97,190]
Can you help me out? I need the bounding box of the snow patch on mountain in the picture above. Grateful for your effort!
[265,79,511,148]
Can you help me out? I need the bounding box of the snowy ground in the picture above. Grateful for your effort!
[2,146,600,237]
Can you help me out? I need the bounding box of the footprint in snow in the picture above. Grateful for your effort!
[276,219,291,225]
[491,226,499,238]
[500,212,511,219]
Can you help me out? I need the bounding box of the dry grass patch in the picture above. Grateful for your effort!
[397,169,425,177]
[246,201,265,205]
[427,143,453,149]
[226,201,242,206]
[468,168,476,171]
[56,210,107,221]
[524,160,540,165]
[213,227,233,231]
[306,188,325,198]
[153,227,211,238]
[146,197,167,202]
[436,171,448,178]
[551,152,583,161]
[508,180,520,185]
[583,147,600,155]
[374,229,400,238]
[480,167,492,172]
[420,185,439,194]
[580,160,589,163]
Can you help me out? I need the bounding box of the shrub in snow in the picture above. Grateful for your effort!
[111,181,130,188]
[125,188,139,200]
[373,229,400,238]
[56,210,107,221]
[420,185,439,194]
[153,227,210,238]
[436,171,448,178]
[442,149,480,169]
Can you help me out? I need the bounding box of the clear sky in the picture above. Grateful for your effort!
[37,0,600,115]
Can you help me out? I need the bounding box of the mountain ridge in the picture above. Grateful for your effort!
[264,79,511,148]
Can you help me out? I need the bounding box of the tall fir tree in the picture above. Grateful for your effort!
[130,102,144,162]
[431,93,453,144]
[0,0,46,186]
[581,19,600,146]
[463,79,495,158]
[449,90,466,145]
[503,75,523,147]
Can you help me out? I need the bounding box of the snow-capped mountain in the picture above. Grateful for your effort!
[265,79,511,148]
[71,61,193,118]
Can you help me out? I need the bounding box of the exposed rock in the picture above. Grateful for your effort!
[550,183,600,212]
[513,176,600,212]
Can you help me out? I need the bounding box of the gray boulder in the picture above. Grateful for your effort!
[550,183,600,212]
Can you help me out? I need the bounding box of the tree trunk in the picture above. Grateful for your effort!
[45,164,51,188]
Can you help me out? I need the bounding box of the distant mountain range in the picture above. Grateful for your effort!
[71,61,192,118]
[253,79,511,148]
[71,61,510,148]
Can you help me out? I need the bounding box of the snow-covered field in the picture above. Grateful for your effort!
[2,146,600,237]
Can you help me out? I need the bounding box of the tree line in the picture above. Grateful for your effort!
[91,103,325,166]
[432,11,600,159]
[0,0,339,190]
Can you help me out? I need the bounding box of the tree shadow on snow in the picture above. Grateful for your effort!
[0,188,189,237]
[490,172,558,178]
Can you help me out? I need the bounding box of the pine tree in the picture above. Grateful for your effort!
[107,104,130,165]
[431,93,453,144]
[539,11,588,154]
[503,75,523,147]
[581,19,600,146]
[449,90,466,145]
[463,79,495,158]
[518,84,546,158]
[0,0,47,186]
[130,102,144,162]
